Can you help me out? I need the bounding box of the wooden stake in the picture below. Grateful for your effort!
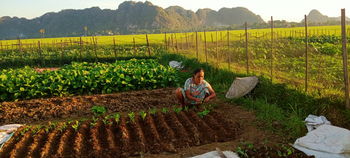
[341,9,349,109]
[305,15,309,92]
[146,34,151,56]
[196,32,199,59]
[204,31,208,63]
[113,37,117,58]
[245,22,249,74]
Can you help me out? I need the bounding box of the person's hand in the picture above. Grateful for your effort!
[194,98,202,103]
[204,97,210,102]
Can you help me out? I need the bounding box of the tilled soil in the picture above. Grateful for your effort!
[0,111,242,158]
[0,88,178,125]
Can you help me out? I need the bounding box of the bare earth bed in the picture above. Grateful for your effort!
[0,88,312,157]
[0,88,178,125]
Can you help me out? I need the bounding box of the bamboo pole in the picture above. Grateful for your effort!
[146,34,151,56]
[227,31,231,69]
[341,9,349,109]
[305,15,309,92]
[133,37,137,55]
[245,22,249,74]
[196,32,199,59]
[270,16,274,82]
[204,31,208,63]
[113,37,117,58]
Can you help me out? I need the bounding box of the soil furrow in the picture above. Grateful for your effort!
[26,130,48,158]
[9,131,33,158]
[176,111,202,145]
[164,112,191,148]
[151,113,177,152]
[39,129,62,157]
[185,111,217,143]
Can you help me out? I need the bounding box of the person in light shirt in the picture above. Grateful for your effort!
[175,68,216,106]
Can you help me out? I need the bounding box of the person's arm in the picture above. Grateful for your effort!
[185,90,201,102]
[204,83,216,102]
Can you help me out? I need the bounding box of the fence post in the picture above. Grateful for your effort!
[270,16,274,82]
[17,37,22,53]
[305,15,309,92]
[60,40,64,64]
[216,31,219,66]
[185,32,189,49]
[79,37,83,60]
[38,41,43,66]
[0,41,2,52]
[175,33,178,54]
[133,37,136,55]
[341,9,349,109]
[171,34,174,51]
[227,30,230,69]
[196,32,199,59]
[164,33,167,50]
[204,31,208,63]
[113,37,117,58]
[93,36,98,60]
[146,34,151,56]
[245,22,249,74]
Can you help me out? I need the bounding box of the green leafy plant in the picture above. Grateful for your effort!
[72,120,80,131]
[112,113,121,124]
[149,108,157,115]
[128,112,135,123]
[173,107,183,114]
[20,125,32,136]
[197,109,210,118]
[235,146,248,158]
[59,122,68,132]
[91,105,107,116]
[90,117,99,127]
[184,106,189,112]
[139,111,147,120]
[161,107,169,114]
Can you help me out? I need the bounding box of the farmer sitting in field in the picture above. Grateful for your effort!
[175,68,216,106]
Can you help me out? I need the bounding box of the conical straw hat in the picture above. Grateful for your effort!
[225,76,259,99]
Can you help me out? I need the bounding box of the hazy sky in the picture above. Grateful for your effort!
[0,0,348,22]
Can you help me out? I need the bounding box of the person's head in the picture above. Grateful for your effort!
[192,68,204,84]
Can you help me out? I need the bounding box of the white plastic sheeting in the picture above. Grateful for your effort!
[294,124,350,158]
[225,76,259,99]
[0,124,22,149]
[169,61,184,69]
[191,150,240,158]
[305,114,331,132]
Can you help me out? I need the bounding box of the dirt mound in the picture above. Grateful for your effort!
[0,111,241,158]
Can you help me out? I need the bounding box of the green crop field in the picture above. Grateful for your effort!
[0,25,349,48]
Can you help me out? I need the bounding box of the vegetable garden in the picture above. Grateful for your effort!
[2,25,349,157]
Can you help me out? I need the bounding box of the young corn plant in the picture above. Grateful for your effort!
[71,120,80,131]
[161,107,169,114]
[173,107,183,114]
[149,108,157,115]
[184,106,189,112]
[90,117,99,127]
[128,112,135,123]
[197,109,210,118]
[112,113,121,124]
[139,111,147,120]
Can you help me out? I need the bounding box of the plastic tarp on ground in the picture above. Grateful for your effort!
[191,150,240,158]
[225,76,259,99]
[294,124,350,158]
[169,61,184,69]
[0,124,22,149]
